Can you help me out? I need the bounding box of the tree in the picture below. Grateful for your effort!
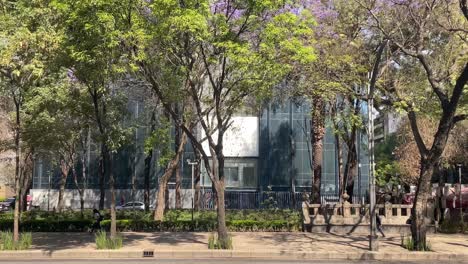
[133,0,316,247]
[395,117,468,186]
[291,0,370,202]
[359,0,468,250]
[59,0,133,239]
[22,71,92,213]
[0,0,64,242]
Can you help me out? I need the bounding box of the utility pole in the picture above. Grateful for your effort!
[458,164,463,229]
[367,73,378,251]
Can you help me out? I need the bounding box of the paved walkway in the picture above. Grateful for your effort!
[30,232,468,254]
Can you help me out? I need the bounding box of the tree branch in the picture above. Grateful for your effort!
[408,110,429,157]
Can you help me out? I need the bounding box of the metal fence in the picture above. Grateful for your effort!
[198,191,365,210]
[199,191,304,210]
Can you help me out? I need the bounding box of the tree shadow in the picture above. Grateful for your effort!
[32,231,208,253]
[123,232,207,246]
[32,232,96,253]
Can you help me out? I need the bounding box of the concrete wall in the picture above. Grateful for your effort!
[30,189,197,210]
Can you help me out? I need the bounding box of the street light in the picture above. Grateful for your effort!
[457,164,463,228]
[187,159,199,230]
[367,73,378,251]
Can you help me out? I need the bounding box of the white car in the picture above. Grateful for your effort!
[116,201,152,211]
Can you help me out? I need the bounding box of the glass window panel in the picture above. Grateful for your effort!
[242,166,256,187]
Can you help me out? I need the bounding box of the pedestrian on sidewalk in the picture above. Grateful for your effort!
[376,214,385,237]
[90,209,103,233]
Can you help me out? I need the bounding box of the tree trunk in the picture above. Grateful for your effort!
[409,63,467,250]
[175,166,182,209]
[99,143,107,210]
[13,101,22,243]
[72,162,85,217]
[154,180,167,221]
[57,160,70,213]
[215,182,229,248]
[144,149,152,212]
[109,153,117,239]
[344,141,358,201]
[154,132,188,221]
[311,98,325,204]
[335,133,343,199]
[411,159,434,250]
[144,110,156,212]
[175,120,182,209]
[193,147,201,210]
[215,133,229,248]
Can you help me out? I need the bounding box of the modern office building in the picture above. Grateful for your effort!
[30,97,370,209]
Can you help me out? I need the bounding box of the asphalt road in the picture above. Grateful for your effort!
[1,260,466,264]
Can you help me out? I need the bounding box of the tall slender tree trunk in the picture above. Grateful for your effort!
[154,132,187,221]
[57,159,70,212]
[108,153,117,239]
[174,105,182,209]
[193,146,201,210]
[335,134,343,199]
[344,147,358,201]
[144,110,156,212]
[215,149,229,248]
[144,149,153,212]
[99,143,107,210]
[13,101,22,243]
[72,165,85,217]
[311,99,325,204]
[175,166,182,209]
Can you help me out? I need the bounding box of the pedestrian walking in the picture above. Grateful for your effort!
[90,209,103,233]
[376,214,385,237]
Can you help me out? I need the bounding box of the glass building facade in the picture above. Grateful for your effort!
[32,98,370,198]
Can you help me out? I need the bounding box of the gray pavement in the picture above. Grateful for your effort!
[0,232,467,262]
[1,260,465,264]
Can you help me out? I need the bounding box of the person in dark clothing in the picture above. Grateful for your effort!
[376,214,385,237]
[90,209,103,233]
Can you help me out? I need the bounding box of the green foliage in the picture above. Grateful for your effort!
[439,219,467,234]
[401,235,431,251]
[0,209,301,232]
[375,135,401,187]
[95,231,122,250]
[144,116,174,166]
[261,185,279,210]
[208,233,233,250]
[0,231,32,250]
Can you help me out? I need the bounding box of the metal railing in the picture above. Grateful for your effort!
[199,191,304,210]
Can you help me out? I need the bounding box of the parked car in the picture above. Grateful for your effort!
[116,201,153,211]
[0,197,15,212]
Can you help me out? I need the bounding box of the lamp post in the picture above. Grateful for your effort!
[457,164,463,228]
[187,159,198,230]
[367,74,378,251]
[47,170,51,212]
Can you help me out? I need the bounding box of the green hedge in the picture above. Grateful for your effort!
[0,209,302,232]
[0,219,299,232]
[0,219,93,232]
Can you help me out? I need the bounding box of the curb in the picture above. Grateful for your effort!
[0,250,467,261]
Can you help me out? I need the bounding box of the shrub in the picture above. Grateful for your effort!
[0,231,32,250]
[95,231,123,250]
[208,233,233,249]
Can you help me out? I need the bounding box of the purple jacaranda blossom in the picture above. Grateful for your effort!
[67,68,78,82]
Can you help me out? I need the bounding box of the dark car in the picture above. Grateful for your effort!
[0,197,15,212]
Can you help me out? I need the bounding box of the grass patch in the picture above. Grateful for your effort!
[401,234,431,251]
[0,231,32,250]
[95,231,123,250]
[208,233,233,249]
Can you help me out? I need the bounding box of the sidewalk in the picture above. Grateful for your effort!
[0,232,467,261]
